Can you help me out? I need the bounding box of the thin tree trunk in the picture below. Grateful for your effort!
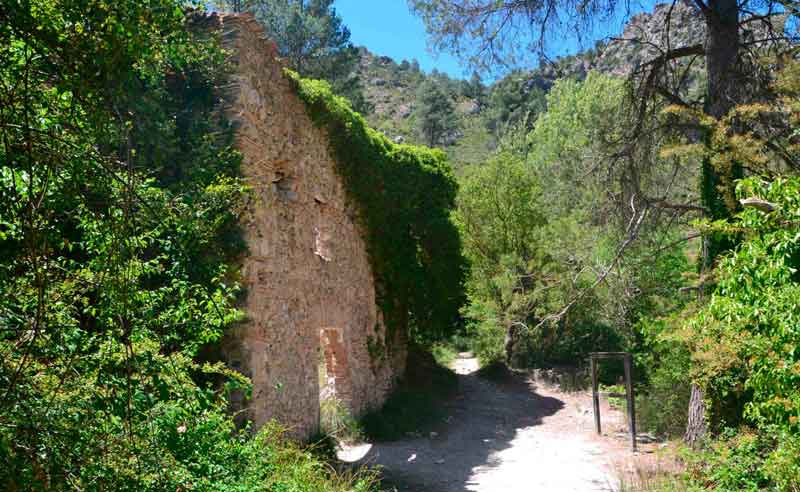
[685,383,707,446]
[686,0,741,446]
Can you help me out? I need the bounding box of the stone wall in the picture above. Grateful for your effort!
[216,14,406,439]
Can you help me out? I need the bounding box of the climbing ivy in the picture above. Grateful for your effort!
[286,71,466,344]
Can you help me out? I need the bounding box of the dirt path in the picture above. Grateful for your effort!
[344,354,638,492]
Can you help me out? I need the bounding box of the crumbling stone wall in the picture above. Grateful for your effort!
[217,14,406,438]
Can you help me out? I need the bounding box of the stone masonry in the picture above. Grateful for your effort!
[216,14,406,438]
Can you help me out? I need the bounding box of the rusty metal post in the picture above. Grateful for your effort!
[591,356,601,435]
[624,353,637,452]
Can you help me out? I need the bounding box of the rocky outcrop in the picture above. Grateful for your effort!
[596,0,705,76]
[217,14,406,439]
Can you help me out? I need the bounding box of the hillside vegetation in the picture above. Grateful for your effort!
[353,1,707,170]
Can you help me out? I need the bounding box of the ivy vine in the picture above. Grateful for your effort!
[286,71,466,345]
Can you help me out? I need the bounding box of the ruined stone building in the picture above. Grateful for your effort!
[214,15,407,438]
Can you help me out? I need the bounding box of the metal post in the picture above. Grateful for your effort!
[591,356,601,435]
[624,354,637,452]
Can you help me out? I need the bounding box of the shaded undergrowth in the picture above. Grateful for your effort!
[360,347,458,441]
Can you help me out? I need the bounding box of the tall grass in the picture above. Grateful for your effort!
[320,396,364,444]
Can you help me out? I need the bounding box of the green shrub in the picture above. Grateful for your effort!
[637,374,691,438]
[636,316,693,437]
[0,3,376,491]
[764,430,800,492]
[687,177,800,436]
[678,177,800,491]
[430,342,459,367]
[464,302,506,366]
[685,430,772,492]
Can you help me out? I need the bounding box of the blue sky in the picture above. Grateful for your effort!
[333,0,466,78]
[334,0,657,80]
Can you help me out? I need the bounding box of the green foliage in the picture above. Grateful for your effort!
[447,117,494,167]
[461,71,486,103]
[673,176,800,490]
[458,73,682,367]
[685,430,773,492]
[635,316,693,437]
[430,342,459,367]
[763,431,800,492]
[286,71,466,343]
[483,70,546,135]
[466,313,506,365]
[0,2,374,490]
[319,397,364,444]
[415,78,459,147]
[600,384,627,412]
[526,72,626,204]
[233,0,370,112]
[456,150,551,364]
[689,177,800,431]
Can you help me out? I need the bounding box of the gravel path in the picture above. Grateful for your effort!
[345,354,621,492]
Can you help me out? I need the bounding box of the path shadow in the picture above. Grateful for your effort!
[347,363,565,491]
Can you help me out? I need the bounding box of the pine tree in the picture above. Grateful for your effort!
[461,71,485,103]
[415,79,458,147]
[234,0,370,112]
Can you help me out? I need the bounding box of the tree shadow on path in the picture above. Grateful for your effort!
[352,361,565,492]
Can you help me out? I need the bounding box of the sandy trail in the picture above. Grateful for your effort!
[347,354,632,492]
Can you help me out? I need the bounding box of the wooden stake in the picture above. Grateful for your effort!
[591,356,601,435]
[624,354,637,452]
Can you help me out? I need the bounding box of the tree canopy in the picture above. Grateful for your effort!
[415,78,459,147]
[233,0,370,111]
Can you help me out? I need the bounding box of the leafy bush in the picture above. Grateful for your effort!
[763,430,800,492]
[685,430,772,492]
[456,150,548,366]
[636,316,693,437]
[430,342,459,367]
[457,73,686,369]
[319,397,364,444]
[679,177,800,490]
[688,178,800,434]
[464,299,506,365]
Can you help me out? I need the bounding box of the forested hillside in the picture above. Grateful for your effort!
[352,0,707,169]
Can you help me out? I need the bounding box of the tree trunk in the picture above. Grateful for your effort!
[701,0,743,261]
[704,0,741,120]
[685,383,707,446]
[686,0,742,445]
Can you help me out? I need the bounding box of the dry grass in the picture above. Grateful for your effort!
[611,443,692,492]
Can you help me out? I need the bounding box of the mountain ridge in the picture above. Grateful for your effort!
[351,1,706,166]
